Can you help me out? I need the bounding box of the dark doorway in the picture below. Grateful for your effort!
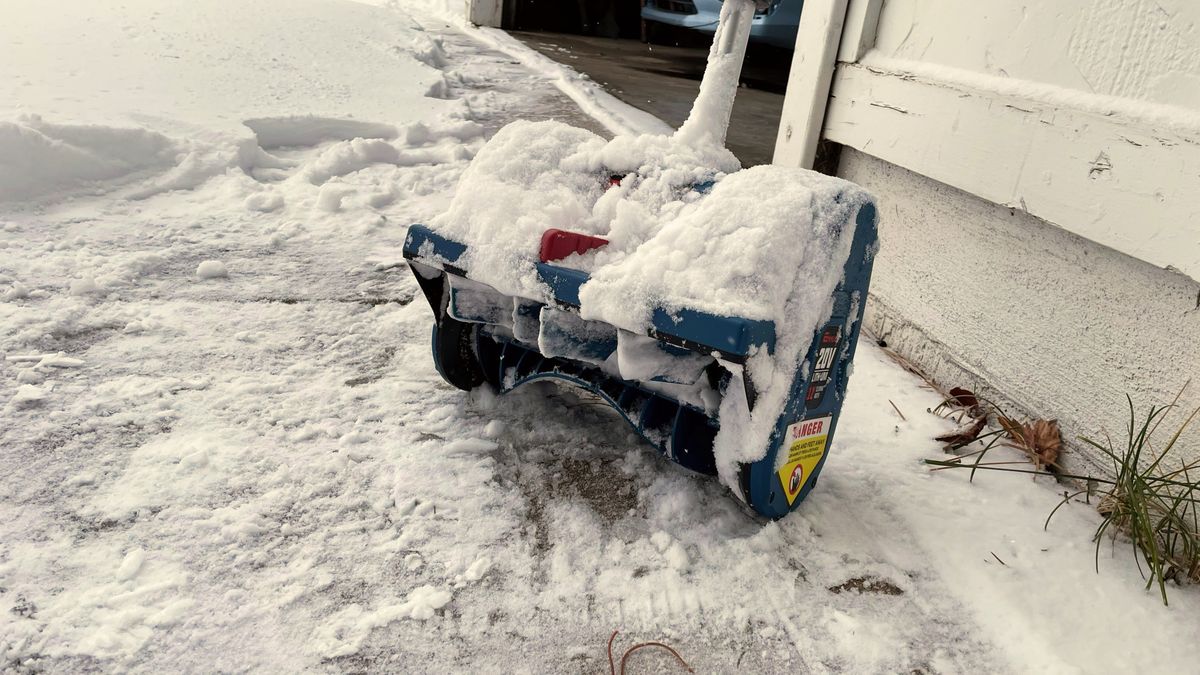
[501,0,795,167]
[504,0,643,39]
[508,31,790,166]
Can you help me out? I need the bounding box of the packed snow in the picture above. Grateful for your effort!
[3,0,1200,672]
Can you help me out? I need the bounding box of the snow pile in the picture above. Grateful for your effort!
[9,383,48,408]
[0,118,180,202]
[432,120,608,299]
[298,122,482,185]
[0,0,465,206]
[432,119,740,300]
[580,166,865,325]
[0,0,453,129]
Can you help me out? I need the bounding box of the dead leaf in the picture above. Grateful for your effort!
[1000,417,1062,471]
[948,387,979,409]
[935,416,987,447]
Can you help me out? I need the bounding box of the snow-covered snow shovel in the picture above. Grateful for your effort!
[403,0,878,519]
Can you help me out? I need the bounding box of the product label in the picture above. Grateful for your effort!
[777,415,832,505]
[805,325,841,409]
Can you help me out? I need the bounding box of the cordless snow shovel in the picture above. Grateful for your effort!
[403,0,878,519]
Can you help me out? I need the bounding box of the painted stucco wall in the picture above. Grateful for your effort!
[838,146,1200,471]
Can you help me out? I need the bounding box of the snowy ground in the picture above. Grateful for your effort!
[3,1,1200,673]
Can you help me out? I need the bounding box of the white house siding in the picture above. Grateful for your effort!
[774,0,1200,469]
[870,0,1200,110]
[838,147,1200,471]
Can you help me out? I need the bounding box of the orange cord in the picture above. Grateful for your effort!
[608,630,694,675]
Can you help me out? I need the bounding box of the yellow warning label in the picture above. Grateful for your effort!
[777,415,831,504]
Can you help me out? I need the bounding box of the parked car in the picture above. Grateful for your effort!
[641,0,802,49]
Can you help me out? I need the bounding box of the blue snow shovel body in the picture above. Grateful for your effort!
[404,0,878,519]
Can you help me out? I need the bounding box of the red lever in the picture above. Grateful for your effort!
[539,229,609,263]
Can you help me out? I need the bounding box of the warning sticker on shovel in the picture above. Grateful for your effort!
[777,415,831,504]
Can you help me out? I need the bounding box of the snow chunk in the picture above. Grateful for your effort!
[15,369,44,385]
[339,429,371,446]
[242,116,398,149]
[65,472,96,487]
[406,32,448,69]
[616,330,711,384]
[115,548,146,581]
[482,420,504,438]
[444,438,498,456]
[316,184,353,212]
[244,190,284,213]
[195,260,229,279]
[3,281,30,301]
[464,557,491,582]
[69,277,101,296]
[647,532,692,571]
[397,585,452,620]
[38,352,84,368]
[10,384,48,407]
[311,586,452,657]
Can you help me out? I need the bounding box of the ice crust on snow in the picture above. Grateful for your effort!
[428,117,869,484]
[36,352,84,368]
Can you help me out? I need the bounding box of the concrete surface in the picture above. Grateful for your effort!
[509,31,789,166]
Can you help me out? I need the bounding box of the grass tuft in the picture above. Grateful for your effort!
[927,384,1200,605]
[1077,389,1200,605]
